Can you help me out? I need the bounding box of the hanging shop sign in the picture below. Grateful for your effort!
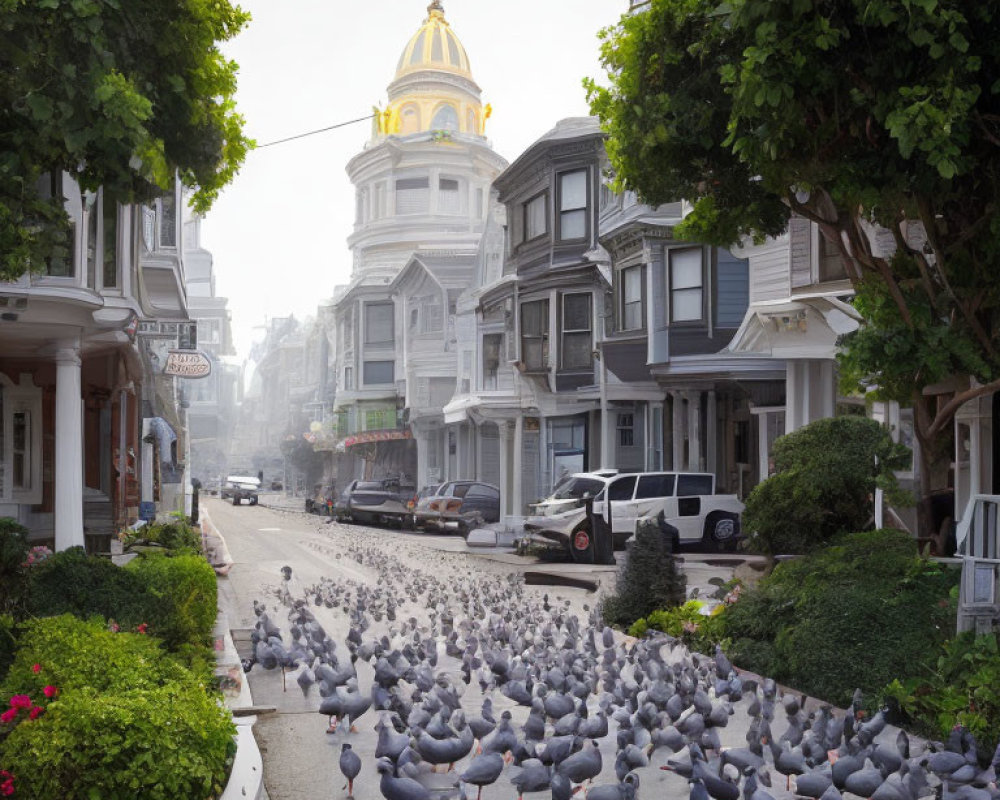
[162,350,212,379]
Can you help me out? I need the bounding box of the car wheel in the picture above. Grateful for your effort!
[703,513,738,552]
[569,523,595,564]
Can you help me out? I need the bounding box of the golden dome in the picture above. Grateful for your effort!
[395,1,472,80]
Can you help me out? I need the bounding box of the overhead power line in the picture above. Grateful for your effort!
[255,113,376,149]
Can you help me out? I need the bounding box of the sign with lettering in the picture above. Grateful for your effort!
[163,350,212,379]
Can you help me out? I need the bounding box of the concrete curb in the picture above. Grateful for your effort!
[201,508,234,576]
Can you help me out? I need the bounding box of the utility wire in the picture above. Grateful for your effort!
[255,113,376,149]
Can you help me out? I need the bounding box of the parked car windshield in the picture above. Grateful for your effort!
[552,476,605,500]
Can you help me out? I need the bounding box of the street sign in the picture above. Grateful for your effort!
[163,350,212,378]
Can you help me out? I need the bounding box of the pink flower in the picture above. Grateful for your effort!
[28,706,43,720]
[8,695,31,709]
[136,622,149,634]
[0,708,17,724]
[31,663,41,674]
[43,685,57,699]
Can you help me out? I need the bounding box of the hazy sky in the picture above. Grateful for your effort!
[200,0,628,358]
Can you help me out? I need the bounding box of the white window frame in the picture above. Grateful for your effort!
[557,169,588,242]
[0,375,43,505]
[668,247,705,323]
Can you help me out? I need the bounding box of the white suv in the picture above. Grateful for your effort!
[523,470,743,562]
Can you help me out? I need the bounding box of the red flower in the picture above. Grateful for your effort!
[136,623,149,634]
[8,695,31,709]
[43,685,57,699]
[0,771,13,797]
[31,663,41,674]
[0,708,16,724]
[28,706,43,720]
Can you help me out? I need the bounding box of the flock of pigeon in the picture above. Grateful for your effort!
[243,533,1000,800]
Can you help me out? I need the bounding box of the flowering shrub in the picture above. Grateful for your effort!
[0,769,12,796]
[628,599,727,655]
[20,546,51,567]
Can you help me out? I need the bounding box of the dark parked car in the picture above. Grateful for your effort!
[340,479,416,527]
[414,480,500,535]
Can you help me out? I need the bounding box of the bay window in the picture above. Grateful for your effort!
[524,193,546,241]
[365,302,394,344]
[619,264,644,331]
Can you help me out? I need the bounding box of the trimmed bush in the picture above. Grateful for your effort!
[602,515,686,628]
[724,529,958,706]
[0,684,235,800]
[629,599,727,655]
[26,547,147,627]
[2,615,195,698]
[124,553,218,651]
[743,416,911,554]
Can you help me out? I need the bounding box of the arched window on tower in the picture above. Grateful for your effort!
[431,104,458,132]
[400,104,420,135]
[466,109,477,134]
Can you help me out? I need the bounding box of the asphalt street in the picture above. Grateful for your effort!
[207,497,918,800]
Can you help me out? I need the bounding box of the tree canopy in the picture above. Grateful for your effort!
[587,0,1000,471]
[0,0,252,281]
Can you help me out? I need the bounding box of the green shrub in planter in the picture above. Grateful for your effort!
[0,684,235,800]
[725,529,958,706]
[2,615,195,698]
[26,547,148,629]
[124,553,218,650]
[629,599,728,655]
[743,416,911,555]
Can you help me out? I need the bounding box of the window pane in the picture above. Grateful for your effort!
[562,331,591,369]
[523,339,547,370]
[560,209,586,240]
[624,266,642,302]
[160,192,176,247]
[396,177,429,214]
[636,474,675,499]
[525,194,546,239]
[12,411,28,490]
[363,360,394,384]
[521,300,547,336]
[439,178,460,214]
[672,288,703,322]
[365,303,394,343]
[560,170,587,211]
[609,476,637,501]
[671,248,702,289]
[624,301,642,331]
[677,474,713,496]
[431,105,458,131]
[86,204,98,288]
[563,294,590,331]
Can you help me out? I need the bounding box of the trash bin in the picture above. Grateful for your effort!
[587,498,616,565]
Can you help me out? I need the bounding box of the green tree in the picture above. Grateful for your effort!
[743,416,911,554]
[0,0,252,280]
[587,0,1000,517]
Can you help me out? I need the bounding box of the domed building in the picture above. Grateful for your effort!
[328,2,508,489]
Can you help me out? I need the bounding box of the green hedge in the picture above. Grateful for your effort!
[0,615,233,800]
[1,685,234,800]
[122,518,202,552]
[27,550,217,657]
[124,553,217,651]
[725,529,958,706]
[2,616,195,697]
[0,518,29,615]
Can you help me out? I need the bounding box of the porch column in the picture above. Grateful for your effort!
[706,390,718,477]
[512,415,524,517]
[786,361,801,433]
[671,392,685,470]
[756,411,769,481]
[687,391,702,471]
[55,343,85,551]
[499,420,513,518]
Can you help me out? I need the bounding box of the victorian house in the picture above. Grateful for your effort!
[326,0,507,488]
[0,174,194,551]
